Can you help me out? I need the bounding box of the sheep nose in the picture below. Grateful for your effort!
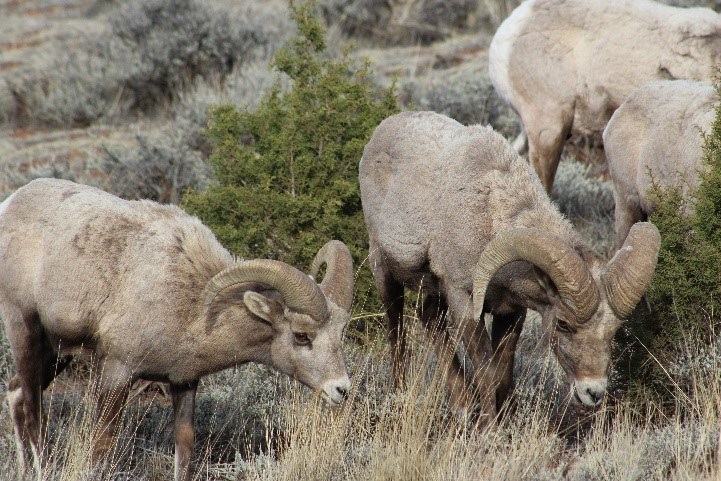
[336,385,349,400]
[586,386,604,406]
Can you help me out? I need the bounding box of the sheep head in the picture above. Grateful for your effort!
[473,222,660,407]
[201,240,354,405]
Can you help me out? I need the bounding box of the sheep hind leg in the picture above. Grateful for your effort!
[369,244,407,389]
[419,294,475,420]
[4,308,56,476]
[7,349,72,478]
[170,381,198,481]
[7,375,30,474]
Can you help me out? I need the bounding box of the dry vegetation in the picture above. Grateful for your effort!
[1,0,721,480]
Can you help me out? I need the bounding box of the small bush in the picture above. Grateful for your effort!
[7,0,289,127]
[319,0,393,41]
[100,61,285,203]
[182,1,399,322]
[106,0,282,112]
[103,129,209,203]
[319,0,483,45]
[402,68,520,138]
[172,62,285,155]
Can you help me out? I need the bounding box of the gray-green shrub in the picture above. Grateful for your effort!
[402,68,520,137]
[6,0,290,127]
[319,0,484,45]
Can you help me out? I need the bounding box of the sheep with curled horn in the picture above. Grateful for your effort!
[360,111,660,423]
[489,0,721,193]
[0,178,354,481]
[603,80,719,250]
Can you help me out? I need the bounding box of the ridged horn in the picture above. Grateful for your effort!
[202,259,329,323]
[309,240,354,312]
[600,222,661,319]
[472,228,600,324]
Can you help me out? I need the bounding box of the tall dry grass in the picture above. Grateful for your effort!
[1,302,720,479]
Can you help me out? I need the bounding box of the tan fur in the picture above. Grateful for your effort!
[603,80,719,248]
[0,179,352,480]
[489,0,721,191]
[360,111,656,420]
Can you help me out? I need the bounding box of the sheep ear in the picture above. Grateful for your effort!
[533,266,557,298]
[243,291,282,326]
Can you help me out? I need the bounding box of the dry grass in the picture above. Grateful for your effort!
[1,305,720,480]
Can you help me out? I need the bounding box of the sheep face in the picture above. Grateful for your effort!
[473,224,660,410]
[243,292,350,405]
[548,299,620,407]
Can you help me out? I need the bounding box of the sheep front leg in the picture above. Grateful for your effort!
[92,362,130,465]
[613,196,645,251]
[489,310,526,415]
[419,294,475,419]
[171,381,198,481]
[458,316,496,424]
[444,289,496,424]
[526,109,573,193]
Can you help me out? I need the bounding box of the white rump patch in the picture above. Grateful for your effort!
[488,0,535,104]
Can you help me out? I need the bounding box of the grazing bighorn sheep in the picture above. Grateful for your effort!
[360,111,660,420]
[0,179,354,481]
[489,0,721,192]
[604,80,718,249]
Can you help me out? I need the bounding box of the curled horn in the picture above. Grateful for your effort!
[309,240,354,312]
[472,228,600,324]
[202,259,329,322]
[600,222,661,319]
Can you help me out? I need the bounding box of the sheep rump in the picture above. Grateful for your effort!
[604,80,719,248]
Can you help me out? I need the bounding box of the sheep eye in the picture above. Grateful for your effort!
[293,332,311,346]
[556,319,573,334]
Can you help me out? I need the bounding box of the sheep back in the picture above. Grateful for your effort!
[359,111,579,291]
[0,179,233,358]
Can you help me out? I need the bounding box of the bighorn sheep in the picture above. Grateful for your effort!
[360,111,660,420]
[489,0,721,192]
[604,80,719,249]
[0,179,354,481]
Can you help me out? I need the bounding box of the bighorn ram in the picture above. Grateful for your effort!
[0,179,354,481]
[604,80,718,249]
[360,111,660,420]
[489,0,721,192]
